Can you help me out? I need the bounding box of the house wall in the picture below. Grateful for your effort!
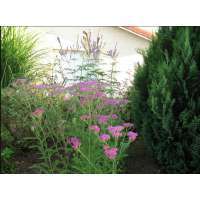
[29,27,150,87]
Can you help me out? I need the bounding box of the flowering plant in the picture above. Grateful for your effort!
[63,80,138,173]
[1,31,137,174]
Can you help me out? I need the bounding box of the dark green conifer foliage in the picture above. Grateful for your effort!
[128,27,200,173]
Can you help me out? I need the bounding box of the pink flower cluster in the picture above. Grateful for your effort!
[68,137,81,150]
[65,81,138,166]
[104,98,120,106]
[108,125,124,139]
[103,145,118,160]
[94,91,106,98]
[63,94,71,101]
[98,115,110,124]
[112,132,122,138]
[32,84,68,97]
[80,114,91,121]
[67,81,104,96]
[33,84,49,89]
[96,114,118,124]
[127,131,138,142]
[108,125,124,134]
[104,98,129,106]
[80,87,94,92]
[123,122,134,128]
[89,125,100,133]
[79,80,99,87]
[111,114,118,119]
[75,81,106,93]
[99,134,110,142]
[32,108,45,117]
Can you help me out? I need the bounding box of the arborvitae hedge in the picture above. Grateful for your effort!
[128,27,200,173]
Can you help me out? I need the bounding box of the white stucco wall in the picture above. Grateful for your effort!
[29,27,150,87]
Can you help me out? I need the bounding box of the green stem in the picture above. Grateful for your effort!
[26,100,54,173]
[38,123,54,173]
[112,159,116,174]
[78,149,99,173]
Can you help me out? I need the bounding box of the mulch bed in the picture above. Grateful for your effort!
[13,151,39,174]
[123,137,161,174]
[2,134,161,174]
[11,139,161,174]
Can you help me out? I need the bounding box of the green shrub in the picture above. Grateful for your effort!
[128,27,200,173]
[1,27,43,88]
[1,125,16,173]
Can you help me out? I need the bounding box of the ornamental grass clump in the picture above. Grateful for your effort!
[1,27,44,88]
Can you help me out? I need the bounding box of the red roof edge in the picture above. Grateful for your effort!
[121,26,153,40]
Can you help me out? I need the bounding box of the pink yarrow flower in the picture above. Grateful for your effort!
[80,80,98,87]
[98,115,109,124]
[32,108,45,117]
[32,84,49,89]
[68,137,81,150]
[89,125,100,133]
[63,94,71,101]
[80,114,91,121]
[112,132,123,138]
[80,87,94,92]
[119,99,129,105]
[103,144,110,151]
[99,134,110,142]
[108,125,124,134]
[104,147,118,160]
[104,98,120,106]
[127,131,138,142]
[123,122,134,128]
[111,114,118,119]
[94,91,105,98]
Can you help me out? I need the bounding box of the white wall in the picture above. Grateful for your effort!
[29,27,150,87]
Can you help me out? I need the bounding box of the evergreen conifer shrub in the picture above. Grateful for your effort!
[128,27,200,173]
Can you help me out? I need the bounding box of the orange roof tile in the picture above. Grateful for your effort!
[121,26,153,40]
